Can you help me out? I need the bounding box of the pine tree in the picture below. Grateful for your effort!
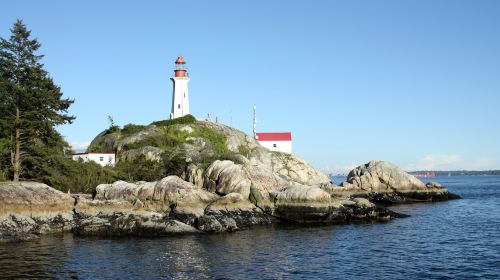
[0,19,75,181]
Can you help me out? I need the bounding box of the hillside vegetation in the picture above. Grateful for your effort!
[86,115,244,180]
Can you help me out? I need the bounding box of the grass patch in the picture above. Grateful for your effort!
[122,127,191,151]
[238,145,250,158]
[193,126,227,154]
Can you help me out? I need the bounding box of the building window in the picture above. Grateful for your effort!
[99,157,104,161]
[178,104,181,109]
[273,144,277,148]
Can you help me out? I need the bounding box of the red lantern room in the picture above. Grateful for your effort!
[174,55,188,77]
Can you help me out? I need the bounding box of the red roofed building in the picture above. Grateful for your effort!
[255,132,292,154]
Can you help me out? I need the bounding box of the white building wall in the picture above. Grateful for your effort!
[170,76,190,119]
[72,153,115,166]
[258,140,292,154]
[72,154,89,162]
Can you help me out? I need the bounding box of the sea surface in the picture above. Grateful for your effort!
[0,176,499,279]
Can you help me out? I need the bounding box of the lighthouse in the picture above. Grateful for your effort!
[170,55,190,119]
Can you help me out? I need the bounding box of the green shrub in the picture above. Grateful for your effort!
[151,114,196,127]
[114,153,187,182]
[122,123,147,136]
[44,160,116,194]
[87,145,112,153]
[105,125,120,134]
[22,150,116,194]
[114,155,164,182]
[160,152,187,177]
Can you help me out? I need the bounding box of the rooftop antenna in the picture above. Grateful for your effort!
[253,105,257,139]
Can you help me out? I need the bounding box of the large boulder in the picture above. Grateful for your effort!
[342,160,426,192]
[273,185,345,223]
[275,185,332,204]
[269,152,331,187]
[338,161,461,204]
[182,164,204,188]
[199,193,275,232]
[96,180,153,201]
[204,160,252,199]
[152,176,219,212]
[203,160,290,213]
[0,182,74,242]
[246,164,290,212]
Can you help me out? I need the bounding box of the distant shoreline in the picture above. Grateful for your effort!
[408,171,500,176]
[330,171,500,178]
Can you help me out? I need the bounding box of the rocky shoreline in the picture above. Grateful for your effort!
[0,160,460,242]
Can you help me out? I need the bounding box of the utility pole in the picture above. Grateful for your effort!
[253,105,257,139]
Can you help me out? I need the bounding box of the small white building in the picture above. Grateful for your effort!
[72,152,116,167]
[255,132,293,154]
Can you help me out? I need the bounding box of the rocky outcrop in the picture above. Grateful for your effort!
[198,193,275,232]
[80,178,275,235]
[88,119,331,191]
[73,198,199,237]
[0,182,74,242]
[202,158,331,215]
[95,176,219,224]
[1,119,462,242]
[336,161,461,204]
[1,157,461,242]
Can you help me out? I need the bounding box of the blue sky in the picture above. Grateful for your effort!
[2,0,499,173]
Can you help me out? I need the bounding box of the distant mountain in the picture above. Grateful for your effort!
[408,170,500,176]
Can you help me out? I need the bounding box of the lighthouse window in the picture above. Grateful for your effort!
[178,104,181,109]
[184,93,186,97]
[273,144,277,148]
[99,157,104,161]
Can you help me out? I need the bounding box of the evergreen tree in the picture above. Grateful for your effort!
[0,19,75,181]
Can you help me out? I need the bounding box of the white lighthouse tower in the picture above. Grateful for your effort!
[170,55,190,119]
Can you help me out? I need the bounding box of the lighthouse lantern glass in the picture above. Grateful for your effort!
[175,64,186,70]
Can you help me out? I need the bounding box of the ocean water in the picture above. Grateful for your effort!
[0,176,499,279]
